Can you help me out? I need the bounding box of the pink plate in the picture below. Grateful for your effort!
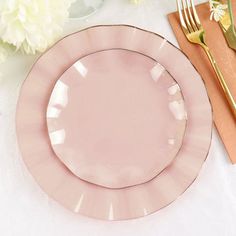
[16,25,212,220]
[47,49,187,189]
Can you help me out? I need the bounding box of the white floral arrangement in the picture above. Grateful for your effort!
[0,0,145,64]
[209,0,228,22]
[0,0,75,63]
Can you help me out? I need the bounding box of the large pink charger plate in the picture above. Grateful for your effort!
[16,25,212,220]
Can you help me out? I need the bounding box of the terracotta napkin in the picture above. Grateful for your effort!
[168,2,236,164]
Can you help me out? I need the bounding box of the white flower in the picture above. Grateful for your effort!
[209,0,228,22]
[0,0,75,55]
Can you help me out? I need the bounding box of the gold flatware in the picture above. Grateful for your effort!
[176,0,236,120]
[219,0,236,51]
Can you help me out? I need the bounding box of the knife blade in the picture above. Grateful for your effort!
[219,0,236,51]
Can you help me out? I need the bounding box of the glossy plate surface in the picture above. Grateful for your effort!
[16,25,212,220]
[47,49,187,189]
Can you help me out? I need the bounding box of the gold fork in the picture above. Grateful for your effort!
[177,0,236,120]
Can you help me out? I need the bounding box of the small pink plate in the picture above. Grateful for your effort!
[16,25,212,220]
[46,49,187,189]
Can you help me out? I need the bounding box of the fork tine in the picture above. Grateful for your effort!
[176,0,189,35]
[181,0,194,33]
[190,0,202,29]
[185,0,198,31]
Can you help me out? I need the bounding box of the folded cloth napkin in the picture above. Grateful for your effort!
[168,2,236,164]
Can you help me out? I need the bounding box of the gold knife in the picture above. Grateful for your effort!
[219,0,236,51]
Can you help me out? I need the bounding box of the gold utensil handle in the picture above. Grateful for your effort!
[202,45,236,119]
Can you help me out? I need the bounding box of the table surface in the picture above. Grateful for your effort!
[0,0,236,235]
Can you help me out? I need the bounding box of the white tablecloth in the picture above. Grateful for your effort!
[0,0,236,235]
